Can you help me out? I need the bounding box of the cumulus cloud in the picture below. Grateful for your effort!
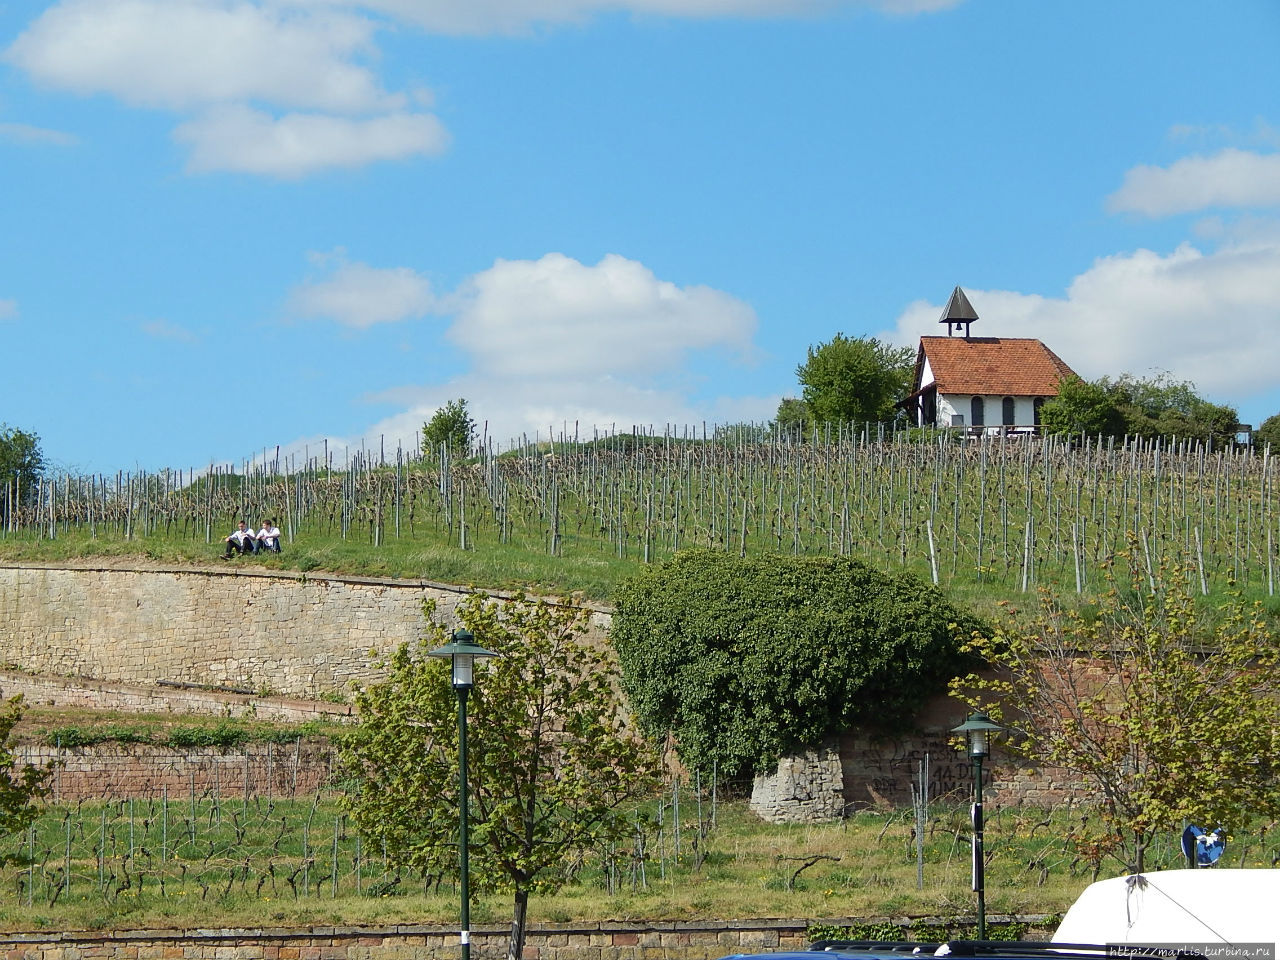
[447,253,757,378]
[0,300,17,320]
[291,255,435,327]
[887,235,1280,406]
[1108,149,1280,217]
[5,0,393,112]
[176,105,448,176]
[4,0,444,177]
[0,122,77,146]
[273,252,773,457]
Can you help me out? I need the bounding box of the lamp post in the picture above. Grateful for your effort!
[952,711,1002,940]
[428,628,499,960]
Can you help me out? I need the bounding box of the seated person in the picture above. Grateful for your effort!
[221,520,256,558]
[256,518,282,553]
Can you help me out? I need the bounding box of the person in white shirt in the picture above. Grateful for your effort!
[256,518,282,553]
[221,520,255,558]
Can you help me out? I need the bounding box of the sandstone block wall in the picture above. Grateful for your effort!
[26,740,335,801]
[0,564,608,698]
[0,917,1052,960]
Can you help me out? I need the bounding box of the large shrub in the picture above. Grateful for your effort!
[611,550,984,780]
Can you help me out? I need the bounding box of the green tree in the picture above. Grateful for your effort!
[1255,411,1280,449]
[1039,376,1124,437]
[773,397,812,436]
[0,425,43,524]
[0,696,49,853]
[952,555,1280,873]
[611,550,984,780]
[341,593,659,960]
[422,398,476,458]
[795,334,914,425]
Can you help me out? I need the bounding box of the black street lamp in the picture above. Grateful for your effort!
[952,711,1003,940]
[428,628,499,960]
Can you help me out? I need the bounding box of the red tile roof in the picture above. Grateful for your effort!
[917,336,1078,397]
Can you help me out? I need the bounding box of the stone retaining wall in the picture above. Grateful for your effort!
[0,916,1052,960]
[25,740,335,801]
[0,564,608,698]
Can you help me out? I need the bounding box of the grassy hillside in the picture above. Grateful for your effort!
[3,430,1278,610]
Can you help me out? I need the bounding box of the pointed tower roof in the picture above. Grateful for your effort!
[939,286,978,337]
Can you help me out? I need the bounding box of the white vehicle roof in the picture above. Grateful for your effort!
[1053,870,1280,948]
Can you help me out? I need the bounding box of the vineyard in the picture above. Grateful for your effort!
[4,782,1278,932]
[2,425,1275,600]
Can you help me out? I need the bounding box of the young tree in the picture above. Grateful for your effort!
[422,399,476,458]
[341,593,659,960]
[952,555,1280,873]
[0,696,49,851]
[795,334,914,426]
[612,550,984,780]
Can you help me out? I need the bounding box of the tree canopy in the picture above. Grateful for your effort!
[952,554,1280,873]
[786,334,914,426]
[341,592,658,960]
[1040,372,1237,446]
[611,549,984,781]
[0,425,43,523]
[1257,411,1280,449]
[422,398,476,458]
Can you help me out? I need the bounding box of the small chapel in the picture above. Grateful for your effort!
[899,286,1078,433]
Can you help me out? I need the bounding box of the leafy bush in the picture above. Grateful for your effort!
[611,550,985,779]
[165,721,250,749]
[807,920,1027,943]
[47,725,151,748]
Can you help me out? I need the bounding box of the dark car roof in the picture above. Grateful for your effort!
[717,941,1211,960]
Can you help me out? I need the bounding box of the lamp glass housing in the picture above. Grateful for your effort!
[452,653,475,688]
[968,728,990,758]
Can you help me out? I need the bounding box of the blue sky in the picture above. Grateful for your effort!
[2,0,1279,474]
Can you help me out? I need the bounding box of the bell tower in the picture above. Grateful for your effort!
[939,286,978,337]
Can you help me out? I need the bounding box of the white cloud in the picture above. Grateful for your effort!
[0,300,17,320]
[887,234,1280,407]
[1109,149,1280,217]
[4,0,444,177]
[271,252,773,457]
[5,0,393,113]
[447,253,757,378]
[175,105,448,176]
[0,122,77,146]
[291,255,435,327]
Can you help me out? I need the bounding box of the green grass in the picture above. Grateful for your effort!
[0,527,634,603]
[0,795,1275,933]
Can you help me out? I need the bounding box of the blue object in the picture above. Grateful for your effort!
[1181,824,1225,866]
